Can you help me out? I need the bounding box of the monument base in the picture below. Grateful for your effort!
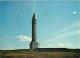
[30,42,39,49]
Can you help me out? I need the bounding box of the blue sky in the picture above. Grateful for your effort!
[0,1,80,50]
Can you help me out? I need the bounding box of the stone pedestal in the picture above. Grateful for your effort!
[30,42,39,49]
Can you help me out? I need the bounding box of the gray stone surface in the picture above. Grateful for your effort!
[30,42,39,49]
[30,12,39,49]
[32,12,37,42]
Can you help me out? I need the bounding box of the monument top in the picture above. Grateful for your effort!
[32,12,37,20]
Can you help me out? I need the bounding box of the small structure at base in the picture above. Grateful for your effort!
[30,12,39,49]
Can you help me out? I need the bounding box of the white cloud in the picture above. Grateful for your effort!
[41,45,57,48]
[47,43,72,48]
[46,22,80,43]
[58,43,64,47]
[73,11,77,15]
[48,45,57,48]
[56,30,80,39]
[0,38,1,41]
[46,30,80,43]
[15,35,31,42]
[55,23,79,34]
[79,46,80,48]
[58,43,72,48]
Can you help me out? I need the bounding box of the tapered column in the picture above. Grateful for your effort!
[32,12,37,42]
[30,12,39,49]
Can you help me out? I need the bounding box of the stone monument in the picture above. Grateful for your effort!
[30,12,39,49]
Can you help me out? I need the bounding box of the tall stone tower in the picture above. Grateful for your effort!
[30,12,39,49]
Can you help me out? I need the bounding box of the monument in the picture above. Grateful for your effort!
[30,12,39,49]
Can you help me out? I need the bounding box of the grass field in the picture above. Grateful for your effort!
[0,49,80,58]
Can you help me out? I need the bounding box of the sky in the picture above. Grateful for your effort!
[0,1,80,50]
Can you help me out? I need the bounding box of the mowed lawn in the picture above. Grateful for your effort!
[0,51,80,58]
